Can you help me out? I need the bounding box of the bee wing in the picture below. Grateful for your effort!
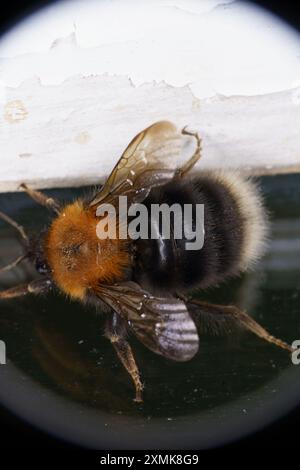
[89,121,183,207]
[95,282,199,362]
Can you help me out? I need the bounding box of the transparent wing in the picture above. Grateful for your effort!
[95,282,199,361]
[89,121,183,207]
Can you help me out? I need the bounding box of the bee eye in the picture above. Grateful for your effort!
[35,261,48,274]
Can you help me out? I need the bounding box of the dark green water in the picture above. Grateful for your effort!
[0,173,299,448]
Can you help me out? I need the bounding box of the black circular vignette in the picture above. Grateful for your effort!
[0,0,299,451]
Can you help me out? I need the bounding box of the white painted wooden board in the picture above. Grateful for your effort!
[0,0,300,192]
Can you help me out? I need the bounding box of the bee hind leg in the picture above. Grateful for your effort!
[19,184,61,214]
[105,312,143,403]
[183,297,294,354]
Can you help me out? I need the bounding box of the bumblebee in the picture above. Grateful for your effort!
[0,121,292,402]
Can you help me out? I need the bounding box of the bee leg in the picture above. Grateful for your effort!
[184,298,294,353]
[105,312,143,403]
[175,127,202,178]
[19,184,60,215]
[0,278,52,299]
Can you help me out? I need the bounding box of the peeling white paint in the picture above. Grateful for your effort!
[0,0,299,191]
[0,75,300,192]
[1,0,300,97]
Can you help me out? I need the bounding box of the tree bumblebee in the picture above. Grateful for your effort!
[0,121,292,402]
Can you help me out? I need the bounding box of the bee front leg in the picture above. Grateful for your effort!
[19,184,61,215]
[0,278,52,299]
[105,312,143,403]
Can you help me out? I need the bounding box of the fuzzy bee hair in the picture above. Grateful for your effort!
[134,170,269,294]
[199,170,269,272]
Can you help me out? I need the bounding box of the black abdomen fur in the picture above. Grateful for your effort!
[133,171,268,294]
